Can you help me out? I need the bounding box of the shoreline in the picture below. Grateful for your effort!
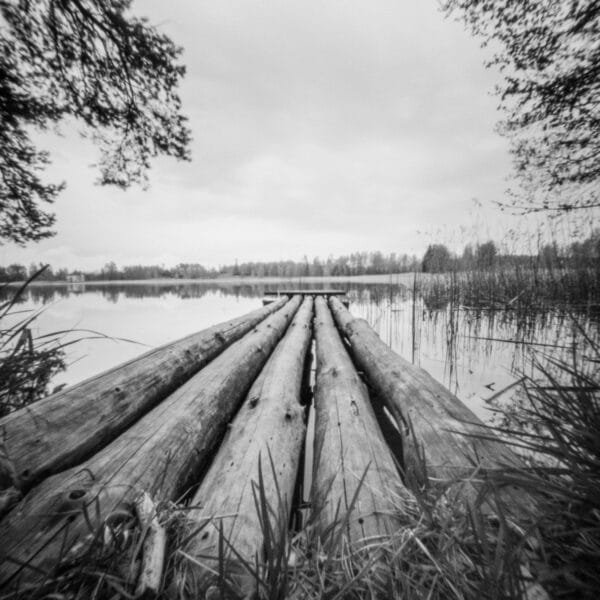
[6,272,422,286]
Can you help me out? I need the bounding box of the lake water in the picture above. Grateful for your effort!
[4,277,598,424]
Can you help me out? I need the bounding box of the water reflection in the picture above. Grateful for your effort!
[4,281,598,423]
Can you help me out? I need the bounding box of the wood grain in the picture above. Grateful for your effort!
[0,298,286,515]
[328,296,537,514]
[180,296,314,596]
[0,296,301,590]
[311,297,415,548]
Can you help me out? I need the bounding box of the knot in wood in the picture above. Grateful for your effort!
[68,489,86,501]
[56,486,93,521]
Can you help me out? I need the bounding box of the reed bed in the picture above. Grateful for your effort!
[421,265,600,314]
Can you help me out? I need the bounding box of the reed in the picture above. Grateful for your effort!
[421,261,600,315]
[483,332,600,598]
[0,267,137,418]
[0,268,67,416]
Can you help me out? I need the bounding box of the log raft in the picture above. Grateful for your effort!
[0,296,301,589]
[0,292,539,594]
[0,297,288,515]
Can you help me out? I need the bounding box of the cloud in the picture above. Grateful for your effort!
[1,0,519,270]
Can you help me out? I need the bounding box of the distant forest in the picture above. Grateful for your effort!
[1,233,598,283]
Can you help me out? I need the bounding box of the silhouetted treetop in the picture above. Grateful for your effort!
[475,240,497,268]
[0,0,191,244]
[444,0,600,213]
[422,244,452,273]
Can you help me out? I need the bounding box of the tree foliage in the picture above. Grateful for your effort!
[0,0,191,244]
[475,240,497,268]
[422,244,452,273]
[444,0,600,213]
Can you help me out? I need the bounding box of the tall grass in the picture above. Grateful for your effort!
[421,262,600,314]
[486,338,600,598]
[0,269,68,416]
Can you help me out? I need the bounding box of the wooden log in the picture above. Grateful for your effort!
[179,296,314,597]
[311,297,415,549]
[329,299,549,600]
[0,298,287,515]
[0,296,302,590]
[328,297,537,510]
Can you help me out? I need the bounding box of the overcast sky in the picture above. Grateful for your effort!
[1,0,538,270]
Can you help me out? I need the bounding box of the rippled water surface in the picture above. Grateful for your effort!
[5,277,599,423]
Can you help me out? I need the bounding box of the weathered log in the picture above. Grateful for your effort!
[311,297,415,548]
[0,298,287,515]
[0,296,301,590]
[331,298,548,600]
[328,297,536,508]
[179,296,314,597]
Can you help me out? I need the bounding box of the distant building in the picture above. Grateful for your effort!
[66,273,85,283]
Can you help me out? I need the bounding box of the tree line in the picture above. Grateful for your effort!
[1,235,599,283]
[422,232,600,273]
[0,251,420,283]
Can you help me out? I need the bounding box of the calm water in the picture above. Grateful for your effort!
[4,278,599,423]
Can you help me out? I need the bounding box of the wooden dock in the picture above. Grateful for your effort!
[0,293,539,596]
[262,289,349,307]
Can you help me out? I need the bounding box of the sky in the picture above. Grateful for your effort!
[1,0,538,271]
